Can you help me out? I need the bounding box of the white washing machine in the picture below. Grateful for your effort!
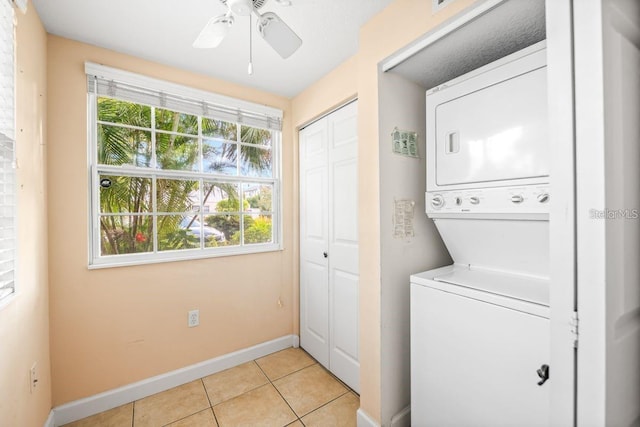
[411,41,552,426]
[411,262,551,426]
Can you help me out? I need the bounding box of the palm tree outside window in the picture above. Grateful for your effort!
[88,83,281,267]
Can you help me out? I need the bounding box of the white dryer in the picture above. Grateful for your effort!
[411,41,552,426]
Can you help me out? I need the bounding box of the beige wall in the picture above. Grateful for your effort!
[292,0,477,423]
[0,5,51,427]
[2,0,484,420]
[47,36,295,405]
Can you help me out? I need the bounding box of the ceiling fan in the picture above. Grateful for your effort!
[193,0,302,60]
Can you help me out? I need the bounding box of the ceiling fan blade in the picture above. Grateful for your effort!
[228,0,254,16]
[193,14,235,49]
[257,11,302,59]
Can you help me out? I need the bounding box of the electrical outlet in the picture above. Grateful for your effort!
[188,309,199,327]
[30,362,38,393]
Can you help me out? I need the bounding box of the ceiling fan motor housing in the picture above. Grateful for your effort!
[221,0,267,16]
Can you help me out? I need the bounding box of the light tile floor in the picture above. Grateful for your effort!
[63,347,359,427]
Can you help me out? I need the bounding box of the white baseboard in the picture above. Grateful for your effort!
[357,408,381,427]
[43,410,55,427]
[51,335,298,427]
[390,405,411,427]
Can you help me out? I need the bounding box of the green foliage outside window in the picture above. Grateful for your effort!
[96,97,275,256]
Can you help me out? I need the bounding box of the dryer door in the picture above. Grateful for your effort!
[435,67,549,186]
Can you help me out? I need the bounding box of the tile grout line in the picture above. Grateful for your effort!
[200,378,221,427]
[159,408,214,427]
[154,381,216,427]
[205,361,271,408]
[302,389,352,418]
[210,406,219,427]
[257,350,353,422]
[283,350,359,421]
[261,361,319,383]
[153,378,218,427]
[299,390,352,420]
[201,378,214,408]
[255,357,303,423]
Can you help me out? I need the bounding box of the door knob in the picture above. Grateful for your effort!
[536,364,549,386]
[323,252,328,258]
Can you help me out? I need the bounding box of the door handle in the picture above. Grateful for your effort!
[536,364,549,386]
[445,131,460,154]
[323,252,328,258]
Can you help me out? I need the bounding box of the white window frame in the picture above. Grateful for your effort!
[0,0,17,308]
[86,63,283,269]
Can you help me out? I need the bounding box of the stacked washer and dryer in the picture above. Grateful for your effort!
[410,41,552,426]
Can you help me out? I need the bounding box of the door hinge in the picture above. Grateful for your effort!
[570,311,579,348]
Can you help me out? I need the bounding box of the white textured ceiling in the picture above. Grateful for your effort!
[387,0,545,90]
[31,0,395,98]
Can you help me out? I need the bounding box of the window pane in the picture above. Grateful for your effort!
[243,215,272,245]
[204,214,239,247]
[100,215,153,255]
[99,175,152,213]
[157,179,199,213]
[157,214,200,251]
[203,182,241,213]
[97,97,151,128]
[155,108,198,135]
[243,184,273,213]
[156,133,199,171]
[240,145,272,177]
[241,125,271,147]
[203,118,237,141]
[203,139,237,175]
[98,124,151,167]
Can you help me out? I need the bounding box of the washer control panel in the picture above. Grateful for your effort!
[426,185,550,215]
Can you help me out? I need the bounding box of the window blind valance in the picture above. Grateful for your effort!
[85,63,283,131]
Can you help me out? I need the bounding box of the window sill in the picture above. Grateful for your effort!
[88,243,284,270]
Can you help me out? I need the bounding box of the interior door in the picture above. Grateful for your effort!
[299,118,330,367]
[327,102,359,392]
[299,101,359,392]
[573,0,640,425]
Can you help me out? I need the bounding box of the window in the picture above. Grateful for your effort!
[0,0,16,304]
[86,64,283,268]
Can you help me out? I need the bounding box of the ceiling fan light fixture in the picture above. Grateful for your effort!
[257,12,302,59]
[228,0,254,16]
[193,14,235,48]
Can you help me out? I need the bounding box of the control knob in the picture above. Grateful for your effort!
[537,193,550,203]
[431,195,444,209]
[511,195,524,204]
[469,196,480,205]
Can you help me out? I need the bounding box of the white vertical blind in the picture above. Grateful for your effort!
[0,0,15,303]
